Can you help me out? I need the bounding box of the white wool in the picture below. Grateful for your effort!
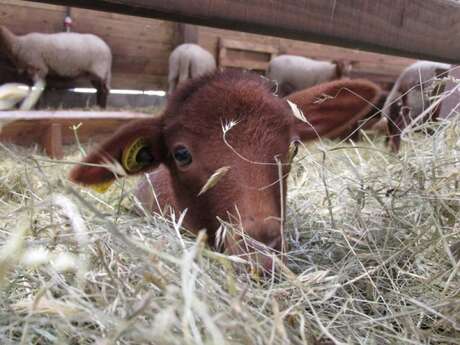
[0,26,112,107]
[381,60,451,118]
[267,55,338,96]
[168,43,216,94]
[15,31,111,81]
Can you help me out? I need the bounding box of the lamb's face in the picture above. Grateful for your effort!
[158,77,296,270]
[69,70,381,273]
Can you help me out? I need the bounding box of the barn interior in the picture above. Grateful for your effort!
[0,0,415,109]
[0,1,459,345]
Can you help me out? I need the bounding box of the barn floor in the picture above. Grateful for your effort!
[0,120,459,344]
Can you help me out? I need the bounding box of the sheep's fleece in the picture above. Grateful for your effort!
[168,43,216,94]
[0,27,112,108]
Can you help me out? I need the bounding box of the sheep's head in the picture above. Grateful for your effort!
[0,26,17,61]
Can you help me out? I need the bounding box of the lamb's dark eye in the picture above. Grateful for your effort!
[173,146,192,167]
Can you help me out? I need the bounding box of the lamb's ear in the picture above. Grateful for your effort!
[287,79,381,142]
[69,118,165,188]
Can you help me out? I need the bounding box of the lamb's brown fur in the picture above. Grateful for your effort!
[70,70,380,272]
[0,26,112,108]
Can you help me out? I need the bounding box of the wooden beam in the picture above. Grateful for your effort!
[29,0,460,63]
[175,23,199,45]
[0,111,152,157]
[42,123,64,159]
[218,38,278,71]
[0,111,152,120]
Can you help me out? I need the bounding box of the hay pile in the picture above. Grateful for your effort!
[0,119,459,344]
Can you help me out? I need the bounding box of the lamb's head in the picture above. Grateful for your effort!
[0,26,11,40]
[0,26,17,60]
[70,70,380,273]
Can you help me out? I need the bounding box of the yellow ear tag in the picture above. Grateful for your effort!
[90,180,114,194]
[121,137,150,173]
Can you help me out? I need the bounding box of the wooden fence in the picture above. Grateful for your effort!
[0,0,419,91]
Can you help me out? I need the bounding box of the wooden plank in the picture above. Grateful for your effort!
[111,74,167,90]
[0,0,59,10]
[42,123,64,159]
[0,111,152,120]
[28,0,460,63]
[218,37,277,71]
[175,23,199,44]
[220,38,278,55]
[220,59,269,71]
[0,111,154,156]
[71,8,175,45]
[0,1,66,34]
[199,26,281,54]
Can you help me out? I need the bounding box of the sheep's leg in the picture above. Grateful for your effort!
[98,83,109,109]
[168,54,179,95]
[168,76,178,95]
[20,76,46,110]
[92,79,109,108]
[177,55,190,86]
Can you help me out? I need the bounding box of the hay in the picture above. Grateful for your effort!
[0,118,459,345]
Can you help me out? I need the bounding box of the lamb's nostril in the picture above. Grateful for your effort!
[224,217,285,275]
[242,218,283,251]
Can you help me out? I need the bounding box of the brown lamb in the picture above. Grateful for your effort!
[69,70,380,273]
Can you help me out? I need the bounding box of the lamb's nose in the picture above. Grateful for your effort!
[242,217,283,251]
[223,217,285,274]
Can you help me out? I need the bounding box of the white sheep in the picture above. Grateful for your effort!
[0,26,112,108]
[375,60,451,151]
[168,43,216,95]
[266,55,349,97]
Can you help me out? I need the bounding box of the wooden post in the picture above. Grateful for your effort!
[42,123,64,159]
[175,23,199,45]
[0,111,152,158]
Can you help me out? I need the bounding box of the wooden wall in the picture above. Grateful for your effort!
[0,0,416,92]
[0,0,175,89]
[198,26,416,90]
